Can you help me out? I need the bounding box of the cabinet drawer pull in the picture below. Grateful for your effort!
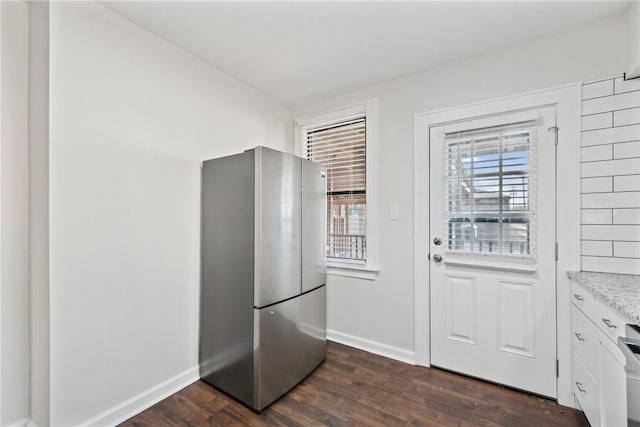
[575,381,586,393]
[574,332,585,341]
[601,318,617,329]
[573,294,584,302]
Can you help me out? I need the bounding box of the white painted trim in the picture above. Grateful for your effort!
[0,1,3,423]
[294,99,380,276]
[7,418,30,427]
[26,420,39,427]
[413,112,431,367]
[442,109,539,134]
[443,259,537,274]
[327,263,380,281]
[415,81,579,121]
[555,84,582,408]
[582,74,623,85]
[78,366,199,427]
[327,330,415,365]
[413,83,581,407]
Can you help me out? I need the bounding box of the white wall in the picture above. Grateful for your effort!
[626,1,640,79]
[29,2,51,426]
[0,1,31,425]
[49,2,292,426]
[294,14,626,357]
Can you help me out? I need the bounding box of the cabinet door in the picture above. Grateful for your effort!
[571,305,599,379]
[302,160,327,293]
[573,349,600,426]
[599,335,627,427]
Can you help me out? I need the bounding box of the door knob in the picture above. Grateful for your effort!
[433,237,442,246]
[433,253,443,262]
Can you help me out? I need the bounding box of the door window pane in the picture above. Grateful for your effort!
[444,122,537,258]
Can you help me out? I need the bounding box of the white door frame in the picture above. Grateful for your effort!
[413,83,581,407]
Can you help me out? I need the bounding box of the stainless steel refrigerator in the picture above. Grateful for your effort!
[200,146,327,412]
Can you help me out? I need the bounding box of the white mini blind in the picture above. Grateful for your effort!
[305,117,367,261]
[444,121,537,259]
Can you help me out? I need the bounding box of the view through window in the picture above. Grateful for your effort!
[444,122,537,258]
[306,117,367,261]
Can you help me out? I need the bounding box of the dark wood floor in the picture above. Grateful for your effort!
[120,342,588,426]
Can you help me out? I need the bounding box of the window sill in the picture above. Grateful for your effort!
[443,257,537,274]
[327,262,380,281]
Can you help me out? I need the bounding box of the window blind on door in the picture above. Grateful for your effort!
[305,117,367,261]
[444,121,537,259]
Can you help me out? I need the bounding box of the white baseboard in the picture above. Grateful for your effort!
[79,366,199,427]
[7,419,38,427]
[7,418,30,427]
[327,329,416,365]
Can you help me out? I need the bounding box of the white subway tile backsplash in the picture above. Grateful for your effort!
[614,107,640,127]
[583,90,640,115]
[582,113,612,131]
[614,175,640,191]
[581,79,639,275]
[581,145,612,162]
[582,209,612,224]
[581,158,640,177]
[582,256,640,275]
[614,76,640,94]
[581,177,612,193]
[582,240,612,256]
[581,124,640,146]
[583,79,614,100]
[613,208,640,224]
[614,241,640,258]
[582,192,640,209]
[614,141,640,159]
[582,225,640,241]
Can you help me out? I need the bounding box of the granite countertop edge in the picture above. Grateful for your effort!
[567,270,640,326]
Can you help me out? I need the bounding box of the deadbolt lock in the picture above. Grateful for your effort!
[433,237,442,246]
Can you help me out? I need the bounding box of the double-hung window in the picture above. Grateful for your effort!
[296,101,378,278]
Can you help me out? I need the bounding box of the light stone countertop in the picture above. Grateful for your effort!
[567,271,640,326]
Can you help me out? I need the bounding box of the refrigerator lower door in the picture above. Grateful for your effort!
[253,285,326,411]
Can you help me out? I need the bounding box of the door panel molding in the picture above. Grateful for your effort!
[497,280,535,358]
[413,83,581,407]
[444,274,477,345]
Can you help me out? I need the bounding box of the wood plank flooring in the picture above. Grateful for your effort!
[120,342,588,427]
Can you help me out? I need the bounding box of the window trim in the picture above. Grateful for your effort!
[295,100,379,280]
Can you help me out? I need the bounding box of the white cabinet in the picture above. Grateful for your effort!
[571,293,627,426]
[599,336,627,427]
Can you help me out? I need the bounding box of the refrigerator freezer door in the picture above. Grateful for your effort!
[255,147,303,308]
[302,160,327,293]
[253,285,327,411]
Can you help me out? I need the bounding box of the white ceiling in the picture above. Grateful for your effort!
[101,1,628,108]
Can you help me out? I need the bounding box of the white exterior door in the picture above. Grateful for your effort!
[429,106,557,398]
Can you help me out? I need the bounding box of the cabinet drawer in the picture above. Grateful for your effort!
[571,305,598,380]
[595,301,626,342]
[571,281,595,319]
[572,349,600,427]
